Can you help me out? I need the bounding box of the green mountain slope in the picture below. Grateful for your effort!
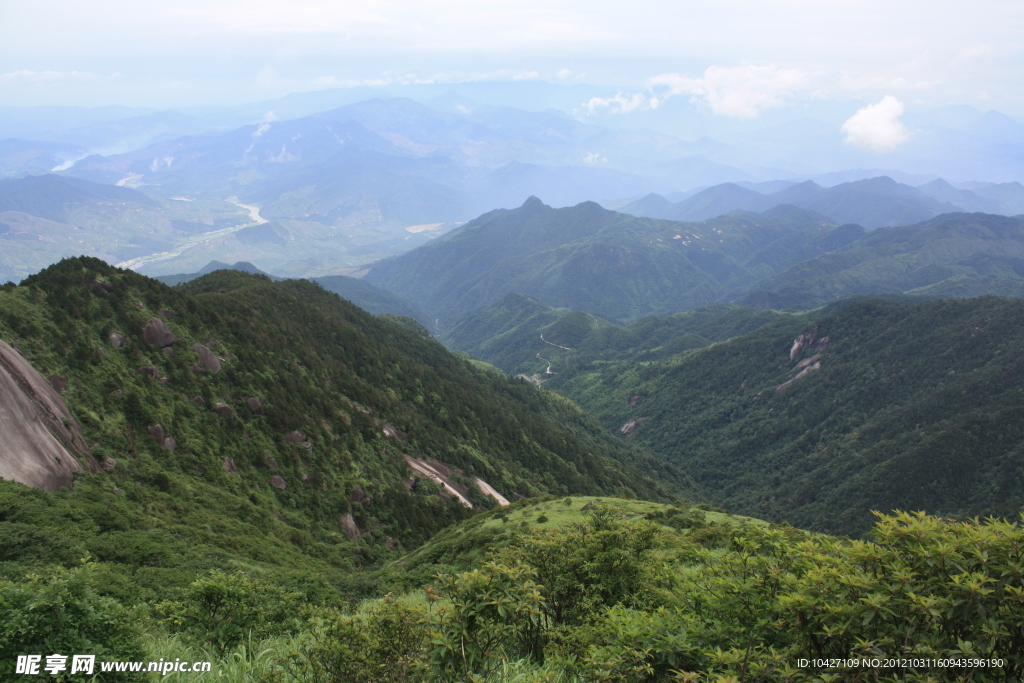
[365,197,859,327]
[0,257,679,591]
[740,212,1024,309]
[443,292,785,378]
[544,296,1024,536]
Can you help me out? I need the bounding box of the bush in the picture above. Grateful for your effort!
[155,569,304,652]
[0,562,144,682]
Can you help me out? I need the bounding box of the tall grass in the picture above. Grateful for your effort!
[141,632,305,682]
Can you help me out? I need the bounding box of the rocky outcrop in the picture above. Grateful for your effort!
[193,344,220,374]
[776,362,822,392]
[269,475,287,490]
[620,417,649,435]
[284,431,305,444]
[0,339,96,491]
[340,513,360,539]
[192,396,205,408]
[142,317,174,347]
[49,374,67,393]
[137,365,158,378]
[147,424,175,450]
[382,424,407,440]
[213,402,234,418]
[404,456,473,508]
[108,333,126,347]
[628,395,644,407]
[246,397,264,415]
[223,457,238,474]
[474,477,510,506]
[158,309,174,319]
[789,327,830,361]
[88,279,113,293]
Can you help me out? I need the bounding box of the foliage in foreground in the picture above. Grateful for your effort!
[3,505,1023,682]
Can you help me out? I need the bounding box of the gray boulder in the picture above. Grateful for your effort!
[142,317,174,347]
[193,344,221,374]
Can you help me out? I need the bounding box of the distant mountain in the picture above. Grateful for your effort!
[0,174,252,284]
[154,260,278,287]
[364,197,861,327]
[0,173,156,222]
[0,139,87,178]
[960,181,1024,215]
[666,183,776,221]
[738,212,1024,309]
[915,179,997,213]
[620,176,964,228]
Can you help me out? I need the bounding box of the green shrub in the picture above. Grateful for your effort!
[155,570,304,652]
[0,562,144,682]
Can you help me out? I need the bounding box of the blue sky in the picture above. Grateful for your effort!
[1,0,1021,117]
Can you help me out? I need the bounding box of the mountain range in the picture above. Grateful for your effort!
[619,176,1024,228]
[366,195,1024,329]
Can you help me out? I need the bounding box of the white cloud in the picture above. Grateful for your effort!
[648,64,808,118]
[585,92,650,114]
[841,95,910,152]
[0,69,99,84]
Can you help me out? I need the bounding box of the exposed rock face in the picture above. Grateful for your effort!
[620,417,649,435]
[102,457,117,471]
[246,397,264,415]
[49,374,67,393]
[0,339,96,491]
[404,456,474,508]
[142,317,174,347]
[223,457,238,474]
[147,424,167,446]
[88,280,113,293]
[284,431,305,443]
[192,396,205,408]
[350,485,366,503]
[628,395,644,407]
[162,347,175,356]
[137,365,158,378]
[265,454,279,469]
[213,402,234,418]
[193,344,220,374]
[108,333,126,347]
[269,475,287,490]
[382,424,407,440]
[340,513,360,539]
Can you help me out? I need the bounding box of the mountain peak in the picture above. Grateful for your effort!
[520,196,548,210]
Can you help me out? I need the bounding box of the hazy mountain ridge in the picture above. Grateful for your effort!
[365,197,865,326]
[619,175,1024,228]
[739,212,1024,309]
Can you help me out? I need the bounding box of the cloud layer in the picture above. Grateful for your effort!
[841,96,910,152]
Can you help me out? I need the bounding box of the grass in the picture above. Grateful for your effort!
[479,495,769,532]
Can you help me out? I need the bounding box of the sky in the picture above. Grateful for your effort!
[1,0,1022,118]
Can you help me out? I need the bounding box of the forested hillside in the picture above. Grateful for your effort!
[365,197,859,326]
[739,212,1024,309]
[0,257,679,598]
[539,296,1024,536]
